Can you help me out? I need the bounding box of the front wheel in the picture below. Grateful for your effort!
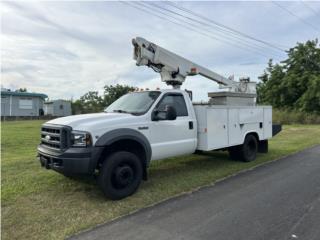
[98,151,142,200]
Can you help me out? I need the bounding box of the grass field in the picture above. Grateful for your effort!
[2,120,320,240]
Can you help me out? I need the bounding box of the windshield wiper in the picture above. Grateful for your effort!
[113,109,129,113]
[112,109,141,116]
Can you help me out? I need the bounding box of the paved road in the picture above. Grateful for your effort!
[70,146,320,240]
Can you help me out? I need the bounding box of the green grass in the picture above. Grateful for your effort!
[1,120,320,240]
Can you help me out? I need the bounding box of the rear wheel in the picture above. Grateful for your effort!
[228,134,258,162]
[98,151,142,200]
[239,134,258,162]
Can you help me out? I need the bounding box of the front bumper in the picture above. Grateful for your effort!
[37,145,102,175]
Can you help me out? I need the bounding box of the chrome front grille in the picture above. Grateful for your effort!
[41,125,68,150]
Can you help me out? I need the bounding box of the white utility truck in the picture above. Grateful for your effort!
[38,37,281,199]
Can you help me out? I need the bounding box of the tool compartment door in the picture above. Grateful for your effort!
[228,108,242,146]
[239,108,263,124]
[207,108,228,149]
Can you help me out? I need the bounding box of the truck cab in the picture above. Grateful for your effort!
[38,89,198,199]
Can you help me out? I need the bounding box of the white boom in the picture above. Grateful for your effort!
[132,37,256,93]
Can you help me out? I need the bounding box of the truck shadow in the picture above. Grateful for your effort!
[147,151,234,180]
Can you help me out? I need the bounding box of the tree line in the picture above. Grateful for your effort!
[71,84,135,114]
[257,39,320,113]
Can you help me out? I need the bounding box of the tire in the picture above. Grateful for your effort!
[238,134,258,162]
[98,151,142,200]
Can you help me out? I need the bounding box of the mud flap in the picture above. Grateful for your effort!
[258,140,268,153]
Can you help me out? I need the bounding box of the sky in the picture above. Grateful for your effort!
[1,1,320,101]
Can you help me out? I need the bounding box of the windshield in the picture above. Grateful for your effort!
[104,91,161,115]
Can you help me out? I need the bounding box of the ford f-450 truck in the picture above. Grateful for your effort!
[38,37,281,199]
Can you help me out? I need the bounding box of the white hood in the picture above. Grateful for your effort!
[46,112,138,130]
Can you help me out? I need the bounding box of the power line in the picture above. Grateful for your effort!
[123,1,275,59]
[142,2,279,57]
[145,2,284,58]
[120,1,226,44]
[165,1,288,51]
[272,1,320,33]
[121,2,320,74]
[136,2,269,58]
[152,2,246,38]
[272,2,320,68]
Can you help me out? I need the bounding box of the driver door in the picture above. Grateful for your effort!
[149,93,197,160]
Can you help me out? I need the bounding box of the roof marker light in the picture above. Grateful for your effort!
[190,67,197,75]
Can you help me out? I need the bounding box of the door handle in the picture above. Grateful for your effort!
[189,121,193,130]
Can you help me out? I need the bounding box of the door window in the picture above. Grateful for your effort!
[157,94,188,117]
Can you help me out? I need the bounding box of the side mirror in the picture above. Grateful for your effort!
[152,105,177,121]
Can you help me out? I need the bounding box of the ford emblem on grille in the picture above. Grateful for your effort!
[45,135,51,140]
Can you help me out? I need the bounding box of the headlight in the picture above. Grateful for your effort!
[71,131,92,147]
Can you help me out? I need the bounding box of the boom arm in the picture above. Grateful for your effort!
[132,37,256,93]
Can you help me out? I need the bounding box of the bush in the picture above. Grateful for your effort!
[273,109,320,124]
